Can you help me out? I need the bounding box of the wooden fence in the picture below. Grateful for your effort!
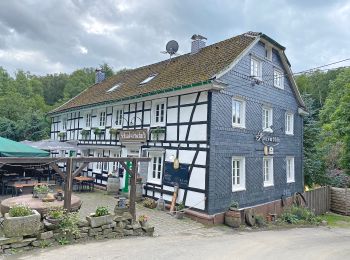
[303,186,331,215]
[330,187,350,215]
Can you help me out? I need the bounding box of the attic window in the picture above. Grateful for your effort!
[139,74,157,85]
[106,83,122,93]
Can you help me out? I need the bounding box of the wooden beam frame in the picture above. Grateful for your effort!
[0,157,150,222]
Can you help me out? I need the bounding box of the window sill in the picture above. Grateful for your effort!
[274,85,284,90]
[98,126,106,130]
[287,180,295,183]
[147,179,161,185]
[151,123,166,128]
[263,128,273,133]
[263,183,274,187]
[232,188,246,192]
[285,132,294,136]
[232,124,245,129]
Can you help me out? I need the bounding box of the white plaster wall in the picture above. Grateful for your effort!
[166,126,177,141]
[188,124,207,141]
[185,191,205,210]
[181,93,197,105]
[193,104,207,122]
[179,106,192,123]
[188,167,206,189]
[167,108,178,123]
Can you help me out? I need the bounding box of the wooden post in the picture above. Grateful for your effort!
[64,158,73,211]
[129,158,137,222]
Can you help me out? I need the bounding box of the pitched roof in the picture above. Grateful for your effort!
[50,32,257,114]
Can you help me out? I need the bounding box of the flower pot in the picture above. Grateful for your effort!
[86,214,114,228]
[225,209,241,228]
[3,210,41,237]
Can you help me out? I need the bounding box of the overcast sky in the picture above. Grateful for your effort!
[0,0,349,76]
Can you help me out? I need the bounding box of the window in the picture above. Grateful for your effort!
[262,107,273,132]
[62,117,67,130]
[263,157,274,187]
[151,100,166,126]
[103,157,108,171]
[274,69,284,89]
[265,46,272,61]
[232,157,246,191]
[140,74,157,85]
[96,152,102,170]
[85,113,91,128]
[251,57,262,79]
[99,111,106,127]
[111,152,120,172]
[285,112,294,135]
[148,152,163,184]
[106,83,122,93]
[286,157,295,183]
[115,108,123,127]
[232,99,245,128]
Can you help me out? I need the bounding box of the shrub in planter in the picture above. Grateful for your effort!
[109,128,119,136]
[46,206,66,225]
[225,201,241,228]
[143,198,157,209]
[86,206,114,228]
[175,202,185,219]
[138,214,149,227]
[34,184,50,199]
[59,212,80,242]
[3,204,41,237]
[80,129,90,139]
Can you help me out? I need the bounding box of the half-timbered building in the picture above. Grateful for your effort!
[49,32,307,218]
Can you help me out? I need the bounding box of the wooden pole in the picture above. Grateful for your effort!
[64,158,73,211]
[129,158,137,222]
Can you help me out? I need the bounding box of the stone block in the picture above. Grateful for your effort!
[86,214,114,228]
[2,245,11,249]
[122,212,132,221]
[142,226,155,237]
[102,222,116,229]
[3,210,41,237]
[125,225,133,230]
[117,221,126,229]
[88,229,98,236]
[78,219,89,227]
[95,235,104,240]
[0,237,23,246]
[123,229,133,236]
[43,219,60,231]
[114,207,129,216]
[103,229,112,235]
[114,227,124,233]
[80,227,90,232]
[92,227,102,232]
[106,232,118,239]
[114,215,123,222]
[132,223,141,230]
[39,231,53,240]
[31,240,41,247]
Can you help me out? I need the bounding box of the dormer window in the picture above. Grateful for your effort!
[106,83,122,93]
[265,45,272,61]
[140,74,157,85]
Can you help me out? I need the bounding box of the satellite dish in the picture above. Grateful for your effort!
[166,40,179,55]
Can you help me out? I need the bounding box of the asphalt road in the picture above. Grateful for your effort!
[4,227,350,260]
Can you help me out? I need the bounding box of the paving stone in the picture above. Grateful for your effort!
[39,231,53,240]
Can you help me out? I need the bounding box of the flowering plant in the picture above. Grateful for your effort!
[138,214,148,222]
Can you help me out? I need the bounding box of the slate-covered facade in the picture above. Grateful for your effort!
[49,32,307,216]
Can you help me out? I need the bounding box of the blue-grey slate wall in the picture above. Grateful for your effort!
[207,41,303,215]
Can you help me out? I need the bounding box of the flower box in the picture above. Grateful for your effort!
[3,210,41,237]
[86,214,114,228]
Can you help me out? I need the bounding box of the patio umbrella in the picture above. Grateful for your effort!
[0,137,50,157]
[21,139,79,151]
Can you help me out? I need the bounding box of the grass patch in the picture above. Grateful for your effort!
[320,212,350,228]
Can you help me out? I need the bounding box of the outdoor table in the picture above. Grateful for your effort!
[0,194,82,216]
[74,176,95,192]
[8,182,54,196]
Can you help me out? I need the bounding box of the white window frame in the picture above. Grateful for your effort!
[99,111,106,127]
[151,99,166,127]
[263,157,274,187]
[232,156,246,192]
[265,45,272,61]
[232,98,246,128]
[95,151,102,171]
[147,152,164,184]
[114,108,123,128]
[251,57,262,80]
[274,69,284,89]
[262,107,273,132]
[286,156,295,183]
[62,116,67,131]
[111,152,121,172]
[285,112,294,135]
[85,113,92,128]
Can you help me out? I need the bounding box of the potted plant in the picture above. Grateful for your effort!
[143,198,157,209]
[109,128,119,136]
[175,202,186,219]
[138,214,149,227]
[93,128,102,135]
[81,129,90,139]
[225,201,241,228]
[86,206,114,228]
[33,184,50,199]
[55,189,64,201]
[150,127,166,140]
[3,204,41,237]
[46,206,66,225]
[58,132,66,140]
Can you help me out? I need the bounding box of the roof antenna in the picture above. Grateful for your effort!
[161,40,179,63]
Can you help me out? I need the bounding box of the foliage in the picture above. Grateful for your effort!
[57,237,70,245]
[177,202,185,211]
[279,206,321,225]
[9,204,33,217]
[230,201,239,209]
[109,128,119,135]
[320,212,350,228]
[47,206,66,220]
[255,215,266,227]
[80,129,90,136]
[143,198,157,209]
[138,214,149,222]
[39,240,52,248]
[34,184,50,194]
[59,212,80,238]
[94,206,110,217]
[151,127,166,140]
[93,128,102,135]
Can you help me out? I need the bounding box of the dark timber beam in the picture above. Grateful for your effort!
[49,163,65,179]
[72,162,89,178]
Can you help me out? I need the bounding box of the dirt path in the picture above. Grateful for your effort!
[4,227,350,260]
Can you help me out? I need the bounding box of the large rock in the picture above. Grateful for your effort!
[86,214,114,228]
[3,210,41,238]
[38,231,53,240]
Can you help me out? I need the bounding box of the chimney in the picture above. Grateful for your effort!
[95,69,105,84]
[191,34,207,54]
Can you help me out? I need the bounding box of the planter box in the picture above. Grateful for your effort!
[86,214,114,228]
[3,210,41,237]
[224,209,241,228]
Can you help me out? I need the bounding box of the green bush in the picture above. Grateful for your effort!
[279,206,321,225]
[59,212,80,240]
[9,204,33,217]
[255,215,266,227]
[95,206,110,217]
[143,198,157,209]
[34,184,50,194]
[47,206,66,219]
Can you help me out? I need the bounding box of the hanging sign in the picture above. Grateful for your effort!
[119,129,148,143]
[255,130,280,146]
[163,162,190,188]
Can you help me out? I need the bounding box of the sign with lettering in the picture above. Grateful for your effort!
[119,129,148,143]
[255,130,280,146]
[163,162,190,188]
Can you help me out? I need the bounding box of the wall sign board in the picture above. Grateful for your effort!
[119,129,148,143]
[163,162,190,188]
